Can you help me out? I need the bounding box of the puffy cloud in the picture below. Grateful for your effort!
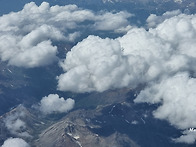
[134,73,196,143]
[58,11,196,92]
[0,2,132,68]
[58,34,157,92]
[136,13,196,144]
[146,10,182,28]
[93,11,133,31]
[134,73,196,129]
[58,35,126,92]
[173,129,196,144]
[57,28,171,93]
[8,40,58,68]
[1,138,30,147]
[152,16,196,41]
[57,11,196,144]
[39,94,75,114]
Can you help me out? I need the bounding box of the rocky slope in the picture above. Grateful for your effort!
[35,105,140,147]
[1,94,194,147]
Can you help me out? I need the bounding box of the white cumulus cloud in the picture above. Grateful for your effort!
[39,94,75,114]
[1,138,30,147]
[93,11,133,31]
[134,73,196,129]
[173,129,196,144]
[58,35,129,92]
[146,10,182,28]
[57,10,196,144]
[134,72,196,144]
[57,27,171,93]
[0,2,132,68]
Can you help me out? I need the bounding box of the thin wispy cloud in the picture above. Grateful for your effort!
[3,106,31,138]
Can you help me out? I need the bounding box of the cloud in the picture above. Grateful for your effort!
[57,35,126,92]
[1,138,30,147]
[146,10,182,28]
[173,129,196,144]
[134,73,196,144]
[58,12,196,93]
[39,94,75,114]
[3,107,31,138]
[8,40,58,68]
[134,73,196,129]
[57,34,156,92]
[57,28,171,93]
[57,11,196,144]
[93,11,133,31]
[0,2,132,68]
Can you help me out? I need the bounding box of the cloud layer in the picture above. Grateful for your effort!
[39,94,75,114]
[0,2,132,68]
[1,138,30,147]
[57,11,196,143]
